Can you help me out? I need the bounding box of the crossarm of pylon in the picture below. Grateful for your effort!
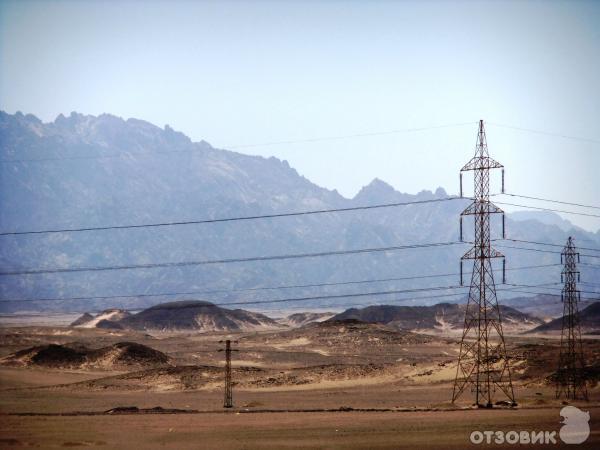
[461,246,504,260]
[460,200,504,216]
[460,156,504,172]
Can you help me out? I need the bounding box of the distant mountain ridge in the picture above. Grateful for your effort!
[529,302,600,334]
[118,300,281,332]
[1,111,599,314]
[329,302,543,333]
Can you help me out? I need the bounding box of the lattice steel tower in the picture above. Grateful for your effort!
[452,120,516,407]
[556,237,588,401]
[219,339,237,408]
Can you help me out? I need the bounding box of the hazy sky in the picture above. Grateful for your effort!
[1,0,599,230]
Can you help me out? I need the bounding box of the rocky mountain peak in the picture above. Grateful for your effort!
[434,187,447,198]
[354,178,404,204]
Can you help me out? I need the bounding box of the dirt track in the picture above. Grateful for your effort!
[1,407,599,449]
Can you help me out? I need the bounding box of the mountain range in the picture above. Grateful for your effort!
[68,300,570,335]
[529,302,600,334]
[1,111,598,314]
[329,302,543,333]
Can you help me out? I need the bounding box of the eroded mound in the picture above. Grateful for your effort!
[239,319,436,360]
[70,309,131,328]
[301,319,434,345]
[281,312,336,327]
[63,363,394,392]
[74,365,263,391]
[1,342,170,370]
[11,344,86,367]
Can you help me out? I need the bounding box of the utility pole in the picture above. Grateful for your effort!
[452,119,516,408]
[219,340,238,408]
[556,237,588,401]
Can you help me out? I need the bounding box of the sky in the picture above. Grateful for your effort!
[1,0,599,231]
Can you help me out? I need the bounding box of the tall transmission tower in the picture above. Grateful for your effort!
[555,237,588,401]
[452,120,516,408]
[219,340,238,408]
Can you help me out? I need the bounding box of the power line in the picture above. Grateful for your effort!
[7,239,580,279]
[119,285,468,309]
[505,284,600,296]
[486,122,600,145]
[494,201,600,219]
[0,289,473,315]
[0,273,464,303]
[0,285,467,308]
[217,286,467,307]
[5,121,596,165]
[495,243,600,259]
[3,283,590,316]
[8,287,595,317]
[578,254,600,260]
[4,192,597,239]
[505,282,562,289]
[494,193,600,211]
[0,263,559,304]
[0,122,477,164]
[494,244,560,255]
[500,238,600,253]
[0,197,467,237]
[0,240,464,277]
[0,147,204,164]
[225,122,477,149]
[497,289,559,297]
[0,283,558,312]
[496,288,599,302]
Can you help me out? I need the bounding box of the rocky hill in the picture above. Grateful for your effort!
[242,318,435,356]
[1,111,599,315]
[500,294,598,320]
[528,301,600,334]
[330,302,543,333]
[70,309,131,328]
[278,312,336,327]
[0,342,169,370]
[70,313,94,326]
[119,300,281,332]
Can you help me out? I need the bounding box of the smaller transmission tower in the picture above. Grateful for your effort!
[556,237,588,401]
[219,340,238,408]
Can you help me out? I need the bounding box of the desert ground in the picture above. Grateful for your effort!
[0,318,598,449]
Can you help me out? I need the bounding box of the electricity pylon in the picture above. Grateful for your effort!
[219,340,238,408]
[452,120,516,408]
[555,237,588,401]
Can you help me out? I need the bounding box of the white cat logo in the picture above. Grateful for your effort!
[560,406,590,444]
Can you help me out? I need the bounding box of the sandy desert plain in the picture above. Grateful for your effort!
[0,312,598,450]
